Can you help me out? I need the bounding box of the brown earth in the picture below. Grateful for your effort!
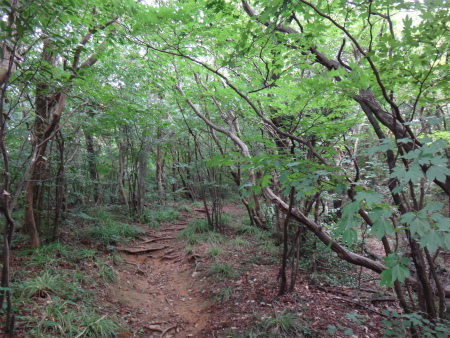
[108,211,213,337]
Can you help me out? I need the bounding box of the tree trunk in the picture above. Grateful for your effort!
[136,128,151,214]
[156,127,164,203]
[84,130,99,203]
[118,140,128,206]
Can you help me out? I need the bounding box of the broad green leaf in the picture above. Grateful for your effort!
[371,218,393,240]
[420,229,444,253]
[354,191,383,207]
[426,165,450,183]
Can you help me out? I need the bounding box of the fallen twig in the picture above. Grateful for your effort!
[165,295,173,307]
[331,296,387,317]
[315,285,351,298]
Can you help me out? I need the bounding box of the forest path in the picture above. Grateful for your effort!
[109,209,212,338]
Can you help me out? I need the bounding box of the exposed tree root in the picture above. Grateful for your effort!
[140,237,175,245]
[118,245,169,254]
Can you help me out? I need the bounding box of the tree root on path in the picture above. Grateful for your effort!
[140,237,175,244]
[118,245,169,254]
[160,254,181,261]
[160,324,177,337]
[147,324,177,337]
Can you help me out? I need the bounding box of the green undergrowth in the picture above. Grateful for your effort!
[207,262,236,280]
[191,201,204,208]
[178,218,225,245]
[233,223,279,266]
[9,241,124,336]
[214,285,233,303]
[72,208,143,247]
[178,204,193,213]
[226,309,314,337]
[141,207,180,228]
[298,235,363,287]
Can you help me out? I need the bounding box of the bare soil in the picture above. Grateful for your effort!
[108,213,212,337]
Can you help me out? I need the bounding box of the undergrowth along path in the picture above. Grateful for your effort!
[109,209,212,338]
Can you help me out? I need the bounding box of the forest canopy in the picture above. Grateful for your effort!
[0,0,450,336]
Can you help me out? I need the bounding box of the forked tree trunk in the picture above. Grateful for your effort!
[24,93,67,247]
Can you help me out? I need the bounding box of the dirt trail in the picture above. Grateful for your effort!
[108,211,212,337]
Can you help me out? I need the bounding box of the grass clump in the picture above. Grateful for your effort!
[179,205,193,213]
[261,309,300,335]
[208,262,235,279]
[260,241,278,256]
[23,300,122,337]
[98,262,118,284]
[142,207,180,226]
[87,220,142,246]
[12,241,125,336]
[189,218,210,233]
[232,236,251,247]
[191,201,204,208]
[221,212,234,227]
[207,245,223,258]
[21,271,60,298]
[19,242,71,267]
[214,286,233,302]
[235,224,261,235]
[178,218,211,245]
[205,232,225,244]
[75,207,143,247]
[178,219,205,243]
[152,208,180,222]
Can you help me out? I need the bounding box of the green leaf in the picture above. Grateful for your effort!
[342,227,358,247]
[403,164,423,184]
[381,254,410,286]
[354,191,383,207]
[371,218,393,240]
[391,264,410,284]
[426,165,450,183]
[425,202,444,213]
[410,217,430,236]
[420,229,444,253]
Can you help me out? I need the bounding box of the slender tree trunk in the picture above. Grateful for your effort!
[279,187,295,295]
[136,128,151,214]
[156,127,163,203]
[118,140,128,206]
[52,135,64,239]
[84,130,99,203]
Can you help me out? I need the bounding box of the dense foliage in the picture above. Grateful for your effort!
[0,0,449,335]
